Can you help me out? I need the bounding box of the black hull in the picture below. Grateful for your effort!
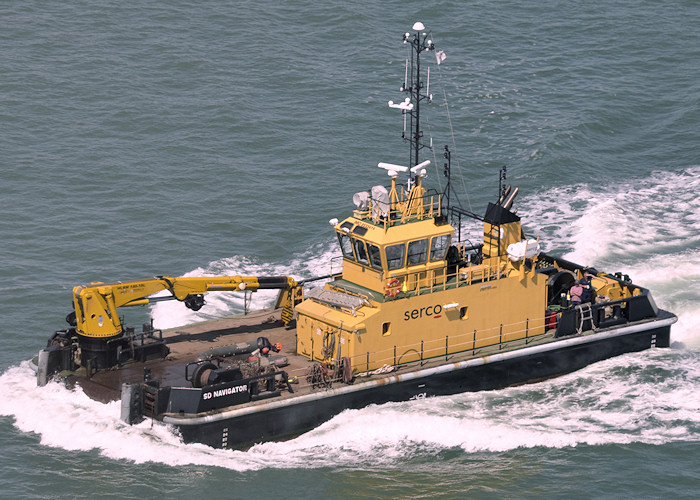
[166,313,674,449]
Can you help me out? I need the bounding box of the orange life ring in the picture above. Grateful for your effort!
[386,278,401,297]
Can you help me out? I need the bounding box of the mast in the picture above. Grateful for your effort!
[404,22,434,170]
[388,23,483,223]
[389,22,435,173]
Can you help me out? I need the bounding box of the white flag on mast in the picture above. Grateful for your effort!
[435,50,446,65]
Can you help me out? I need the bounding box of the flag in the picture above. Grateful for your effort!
[435,50,446,65]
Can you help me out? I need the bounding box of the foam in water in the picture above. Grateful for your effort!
[2,169,698,467]
[1,347,698,469]
[521,167,700,264]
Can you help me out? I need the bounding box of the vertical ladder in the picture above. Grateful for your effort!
[576,303,596,334]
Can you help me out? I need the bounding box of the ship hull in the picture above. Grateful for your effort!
[165,312,674,449]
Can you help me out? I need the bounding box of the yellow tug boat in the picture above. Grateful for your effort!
[34,22,677,449]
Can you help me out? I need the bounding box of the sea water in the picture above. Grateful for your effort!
[1,1,699,498]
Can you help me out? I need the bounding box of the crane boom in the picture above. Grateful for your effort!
[72,275,298,339]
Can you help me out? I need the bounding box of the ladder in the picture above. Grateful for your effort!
[576,303,596,334]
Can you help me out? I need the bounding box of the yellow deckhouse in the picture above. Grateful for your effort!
[294,22,549,375]
[295,161,549,374]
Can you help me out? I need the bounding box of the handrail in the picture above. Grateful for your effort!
[385,259,505,299]
[353,188,444,229]
[186,289,648,398]
[285,313,550,391]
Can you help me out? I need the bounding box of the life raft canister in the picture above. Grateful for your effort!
[385,278,402,297]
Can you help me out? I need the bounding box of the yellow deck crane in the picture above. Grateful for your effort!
[56,275,301,372]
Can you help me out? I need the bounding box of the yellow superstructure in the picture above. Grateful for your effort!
[295,173,549,373]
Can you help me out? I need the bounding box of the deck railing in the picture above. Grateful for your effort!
[322,257,505,311]
[382,259,505,299]
[353,188,443,228]
[288,313,549,391]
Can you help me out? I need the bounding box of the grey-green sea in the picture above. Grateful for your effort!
[1,1,699,498]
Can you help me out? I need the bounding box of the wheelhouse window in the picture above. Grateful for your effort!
[337,232,355,261]
[430,234,452,261]
[352,238,369,266]
[407,238,429,266]
[367,243,383,271]
[385,243,405,270]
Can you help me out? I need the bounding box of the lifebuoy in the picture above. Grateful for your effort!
[386,278,401,297]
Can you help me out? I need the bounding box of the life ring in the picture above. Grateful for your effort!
[385,278,401,297]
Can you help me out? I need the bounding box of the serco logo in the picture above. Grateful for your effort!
[403,304,442,321]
